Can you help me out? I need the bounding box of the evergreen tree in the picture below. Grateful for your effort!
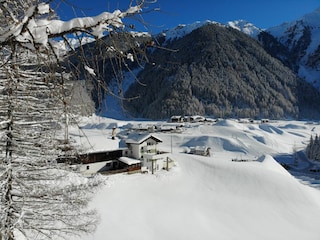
[306,135,314,159]
[314,135,320,161]
[306,134,320,161]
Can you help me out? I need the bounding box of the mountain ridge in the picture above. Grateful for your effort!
[123,23,320,119]
[156,7,320,89]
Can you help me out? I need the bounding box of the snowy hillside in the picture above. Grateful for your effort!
[267,8,320,88]
[71,116,320,240]
[267,8,320,50]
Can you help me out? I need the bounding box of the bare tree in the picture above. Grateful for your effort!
[0,1,155,239]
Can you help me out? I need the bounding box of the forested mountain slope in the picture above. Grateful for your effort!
[124,23,320,119]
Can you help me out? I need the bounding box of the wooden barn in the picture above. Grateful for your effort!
[79,149,123,164]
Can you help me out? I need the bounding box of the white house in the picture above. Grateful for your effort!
[125,133,173,174]
[125,133,162,159]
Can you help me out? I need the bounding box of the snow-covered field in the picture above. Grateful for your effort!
[74,116,320,240]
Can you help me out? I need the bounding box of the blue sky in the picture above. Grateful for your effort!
[53,0,320,33]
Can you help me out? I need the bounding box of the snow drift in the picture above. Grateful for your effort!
[72,118,320,240]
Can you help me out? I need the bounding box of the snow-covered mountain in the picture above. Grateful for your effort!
[267,8,320,52]
[227,19,262,38]
[221,9,320,89]
[173,10,320,89]
[265,8,320,89]
[161,19,262,42]
[162,20,219,42]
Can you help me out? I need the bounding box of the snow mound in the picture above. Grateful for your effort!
[215,119,237,127]
[184,136,248,153]
[257,154,291,176]
[252,135,267,144]
[278,123,307,130]
[259,124,284,134]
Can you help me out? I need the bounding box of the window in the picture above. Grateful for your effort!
[86,165,90,170]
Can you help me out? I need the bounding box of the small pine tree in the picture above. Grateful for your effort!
[306,134,320,161]
[306,135,314,159]
[314,135,320,161]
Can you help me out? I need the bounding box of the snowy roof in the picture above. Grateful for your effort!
[125,133,162,144]
[119,157,141,165]
[70,128,120,153]
[190,146,210,151]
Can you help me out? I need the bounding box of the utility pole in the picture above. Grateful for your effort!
[151,160,154,174]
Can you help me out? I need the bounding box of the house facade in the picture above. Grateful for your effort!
[126,133,162,158]
[125,133,172,174]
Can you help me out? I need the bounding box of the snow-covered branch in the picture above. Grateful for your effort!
[0,1,144,48]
